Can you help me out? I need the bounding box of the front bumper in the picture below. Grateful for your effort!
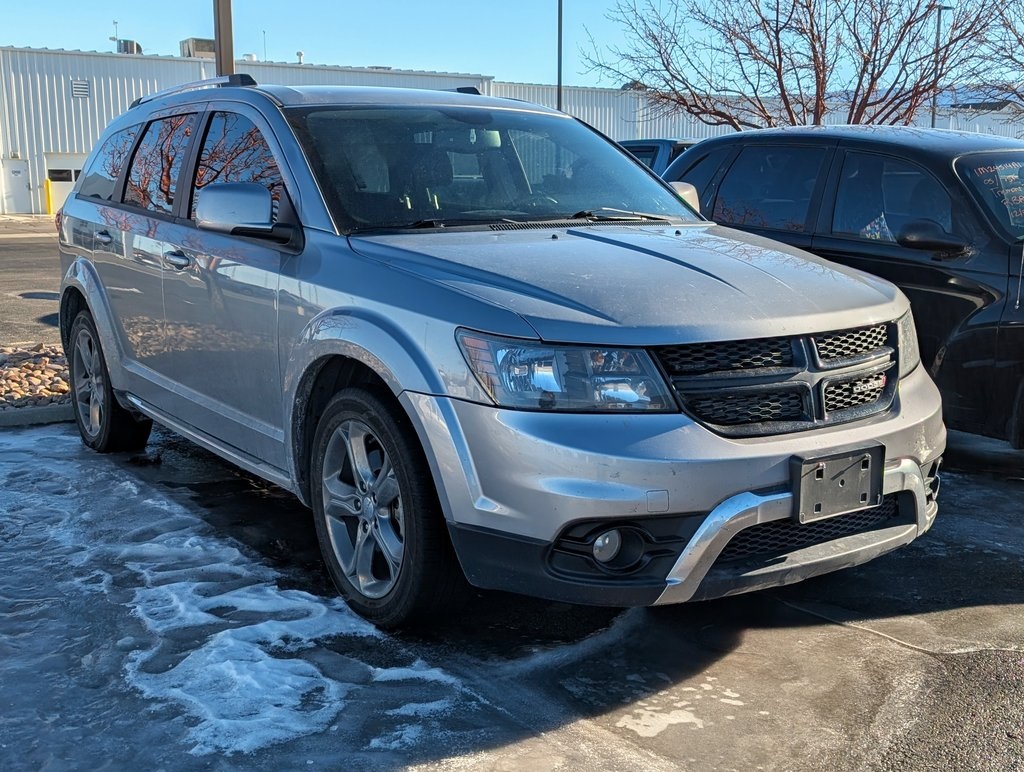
[401,365,945,606]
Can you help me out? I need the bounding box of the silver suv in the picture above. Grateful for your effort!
[57,76,945,627]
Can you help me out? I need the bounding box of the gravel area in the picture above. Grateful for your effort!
[0,344,71,411]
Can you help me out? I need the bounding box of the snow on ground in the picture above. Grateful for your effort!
[0,424,485,763]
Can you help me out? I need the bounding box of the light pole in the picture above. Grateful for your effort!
[109,20,118,52]
[931,4,953,129]
[556,0,564,112]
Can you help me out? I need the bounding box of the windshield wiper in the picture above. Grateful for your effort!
[569,207,674,222]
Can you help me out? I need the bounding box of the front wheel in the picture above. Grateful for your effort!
[67,310,152,453]
[310,388,464,628]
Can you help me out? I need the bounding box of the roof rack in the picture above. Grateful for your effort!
[129,73,258,109]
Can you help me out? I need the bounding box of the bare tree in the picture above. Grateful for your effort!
[587,0,1002,129]
[978,0,1024,117]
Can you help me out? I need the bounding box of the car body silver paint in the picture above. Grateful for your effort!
[655,457,934,604]
[400,365,944,538]
[57,82,948,607]
[348,224,908,345]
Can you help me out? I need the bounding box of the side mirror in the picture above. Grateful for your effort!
[896,219,969,259]
[670,181,701,214]
[196,182,278,239]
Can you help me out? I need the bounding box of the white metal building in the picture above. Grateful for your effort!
[2,45,1023,214]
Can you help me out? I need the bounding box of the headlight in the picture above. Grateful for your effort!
[457,331,676,412]
[897,311,921,378]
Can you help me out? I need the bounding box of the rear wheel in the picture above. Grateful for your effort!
[68,310,152,453]
[310,388,463,628]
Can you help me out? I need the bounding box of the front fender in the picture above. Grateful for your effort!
[281,306,492,502]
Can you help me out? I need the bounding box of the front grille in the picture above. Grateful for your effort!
[688,391,804,425]
[651,322,896,437]
[718,495,901,563]
[656,338,793,375]
[814,324,887,362]
[824,373,887,412]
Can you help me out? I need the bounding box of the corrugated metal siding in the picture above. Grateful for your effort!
[0,47,489,212]
[236,62,488,92]
[0,48,210,212]
[2,46,1023,213]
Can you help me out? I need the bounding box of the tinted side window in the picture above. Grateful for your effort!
[191,112,285,220]
[672,146,732,196]
[626,146,657,168]
[123,114,198,215]
[833,152,953,242]
[713,145,827,232]
[78,125,141,201]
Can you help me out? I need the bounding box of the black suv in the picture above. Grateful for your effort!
[664,126,1024,447]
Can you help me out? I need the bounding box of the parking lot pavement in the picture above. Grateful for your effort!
[1,423,1022,771]
[0,224,61,346]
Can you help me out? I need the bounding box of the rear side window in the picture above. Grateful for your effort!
[833,152,952,242]
[190,111,285,220]
[625,145,657,169]
[123,114,198,215]
[78,125,141,201]
[713,145,828,232]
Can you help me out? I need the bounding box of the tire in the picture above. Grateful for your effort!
[310,388,464,628]
[68,310,152,453]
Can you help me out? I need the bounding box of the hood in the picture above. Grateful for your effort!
[348,224,905,345]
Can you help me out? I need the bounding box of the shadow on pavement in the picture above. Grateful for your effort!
[111,424,1024,767]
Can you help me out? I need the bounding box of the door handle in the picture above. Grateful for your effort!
[95,230,113,245]
[163,250,192,270]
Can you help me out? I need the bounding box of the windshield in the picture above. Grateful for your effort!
[286,104,699,232]
[955,151,1024,238]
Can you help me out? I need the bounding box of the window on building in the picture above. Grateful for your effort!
[190,112,285,220]
[47,169,74,183]
[712,145,828,232]
[833,152,953,242]
[77,125,142,201]
[123,114,198,215]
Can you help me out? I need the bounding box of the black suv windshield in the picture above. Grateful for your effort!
[286,104,698,232]
[956,151,1024,238]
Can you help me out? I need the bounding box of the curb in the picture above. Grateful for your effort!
[0,403,75,428]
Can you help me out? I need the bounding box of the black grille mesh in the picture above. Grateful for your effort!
[717,496,900,563]
[687,391,804,425]
[656,338,793,375]
[824,374,887,412]
[814,324,888,361]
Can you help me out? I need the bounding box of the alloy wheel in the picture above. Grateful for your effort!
[320,419,405,599]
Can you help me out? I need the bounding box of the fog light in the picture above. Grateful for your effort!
[592,529,622,563]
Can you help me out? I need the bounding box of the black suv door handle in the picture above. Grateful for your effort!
[95,230,113,245]
[163,250,192,270]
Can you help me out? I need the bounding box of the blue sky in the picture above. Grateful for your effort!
[0,0,629,86]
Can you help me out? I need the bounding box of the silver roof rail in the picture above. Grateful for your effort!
[130,73,259,109]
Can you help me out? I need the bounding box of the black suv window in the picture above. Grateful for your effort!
[671,146,732,199]
[190,111,285,220]
[77,124,141,201]
[713,145,827,232]
[123,114,198,215]
[833,152,952,242]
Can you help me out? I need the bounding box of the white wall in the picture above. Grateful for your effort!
[2,46,1022,213]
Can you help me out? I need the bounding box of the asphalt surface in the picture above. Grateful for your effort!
[1,217,1022,768]
[0,224,61,346]
[0,422,1021,770]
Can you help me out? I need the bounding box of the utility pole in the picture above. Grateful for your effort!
[213,0,235,76]
[931,4,953,129]
[556,0,563,112]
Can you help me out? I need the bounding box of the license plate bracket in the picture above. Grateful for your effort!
[790,445,884,524]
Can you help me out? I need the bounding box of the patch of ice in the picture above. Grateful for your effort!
[616,707,705,737]
[368,723,424,750]
[372,659,462,686]
[385,698,455,717]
